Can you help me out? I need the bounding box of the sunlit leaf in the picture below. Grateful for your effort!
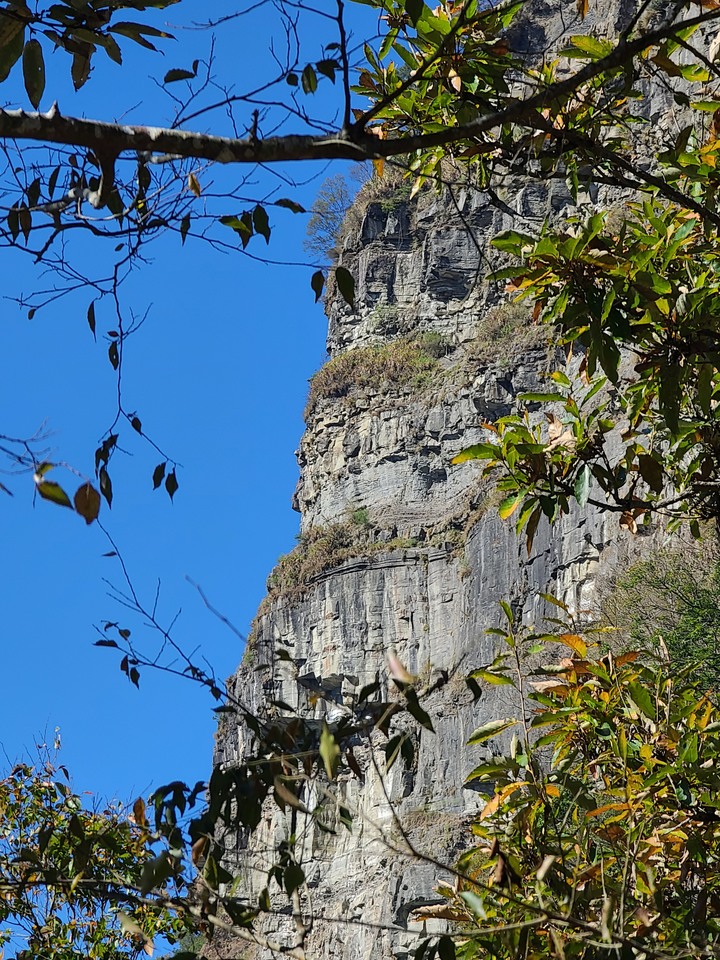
[188,172,201,197]
[468,718,519,745]
[36,480,72,509]
[320,722,341,780]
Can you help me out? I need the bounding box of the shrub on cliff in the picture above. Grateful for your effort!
[604,544,720,691]
[413,600,720,960]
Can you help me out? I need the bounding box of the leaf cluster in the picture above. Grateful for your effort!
[419,602,720,960]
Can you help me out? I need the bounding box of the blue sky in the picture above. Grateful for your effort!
[0,0,373,804]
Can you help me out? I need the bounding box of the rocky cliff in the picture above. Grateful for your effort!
[212,2,694,956]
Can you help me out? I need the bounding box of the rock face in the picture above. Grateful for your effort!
[213,2,689,956]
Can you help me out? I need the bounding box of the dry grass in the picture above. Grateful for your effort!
[305,336,443,419]
[465,301,550,364]
[265,521,420,600]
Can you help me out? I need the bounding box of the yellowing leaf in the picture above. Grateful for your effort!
[585,802,630,819]
[620,511,638,534]
[73,482,101,524]
[36,480,72,509]
[468,717,518,745]
[480,781,525,820]
[187,172,201,197]
[498,491,525,520]
[320,722,341,780]
[556,633,587,657]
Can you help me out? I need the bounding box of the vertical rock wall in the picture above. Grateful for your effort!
[213,1,699,955]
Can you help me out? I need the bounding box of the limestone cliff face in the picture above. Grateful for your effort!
[214,2,688,956]
[214,201,635,956]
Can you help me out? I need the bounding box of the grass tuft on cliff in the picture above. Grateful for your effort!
[265,520,420,599]
[305,334,444,419]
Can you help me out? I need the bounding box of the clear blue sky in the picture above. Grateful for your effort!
[0,1,372,804]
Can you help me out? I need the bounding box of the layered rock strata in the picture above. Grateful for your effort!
[214,192,638,957]
[212,1,698,955]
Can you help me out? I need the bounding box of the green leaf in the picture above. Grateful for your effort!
[335,266,355,307]
[405,0,425,25]
[18,205,30,242]
[451,443,497,464]
[180,214,190,244]
[110,20,174,49]
[71,50,91,91]
[574,464,591,507]
[320,722,340,780]
[220,212,253,248]
[469,669,514,686]
[438,936,456,960]
[637,454,664,494]
[491,230,535,253]
[316,58,337,82]
[165,469,179,501]
[108,340,119,370]
[164,67,195,83]
[152,462,166,489]
[7,206,19,241]
[564,34,614,59]
[0,15,25,83]
[73,482,101,524]
[311,270,325,302]
[468,718,518,745]
[301,63,317,93]
[22,39,44,108]
[87,301,96,339]
[252,204,270,244]
[36,480,72,509]
[99,466,113,508]
[659,363,681,434]
[627,681,656,721]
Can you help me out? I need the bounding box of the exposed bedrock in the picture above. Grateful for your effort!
[212,1,695,955]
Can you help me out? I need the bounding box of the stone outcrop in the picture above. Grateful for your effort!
[212,2,696,956]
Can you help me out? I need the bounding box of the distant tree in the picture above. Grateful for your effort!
[0,752,196,959]
[304,172,353,262]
